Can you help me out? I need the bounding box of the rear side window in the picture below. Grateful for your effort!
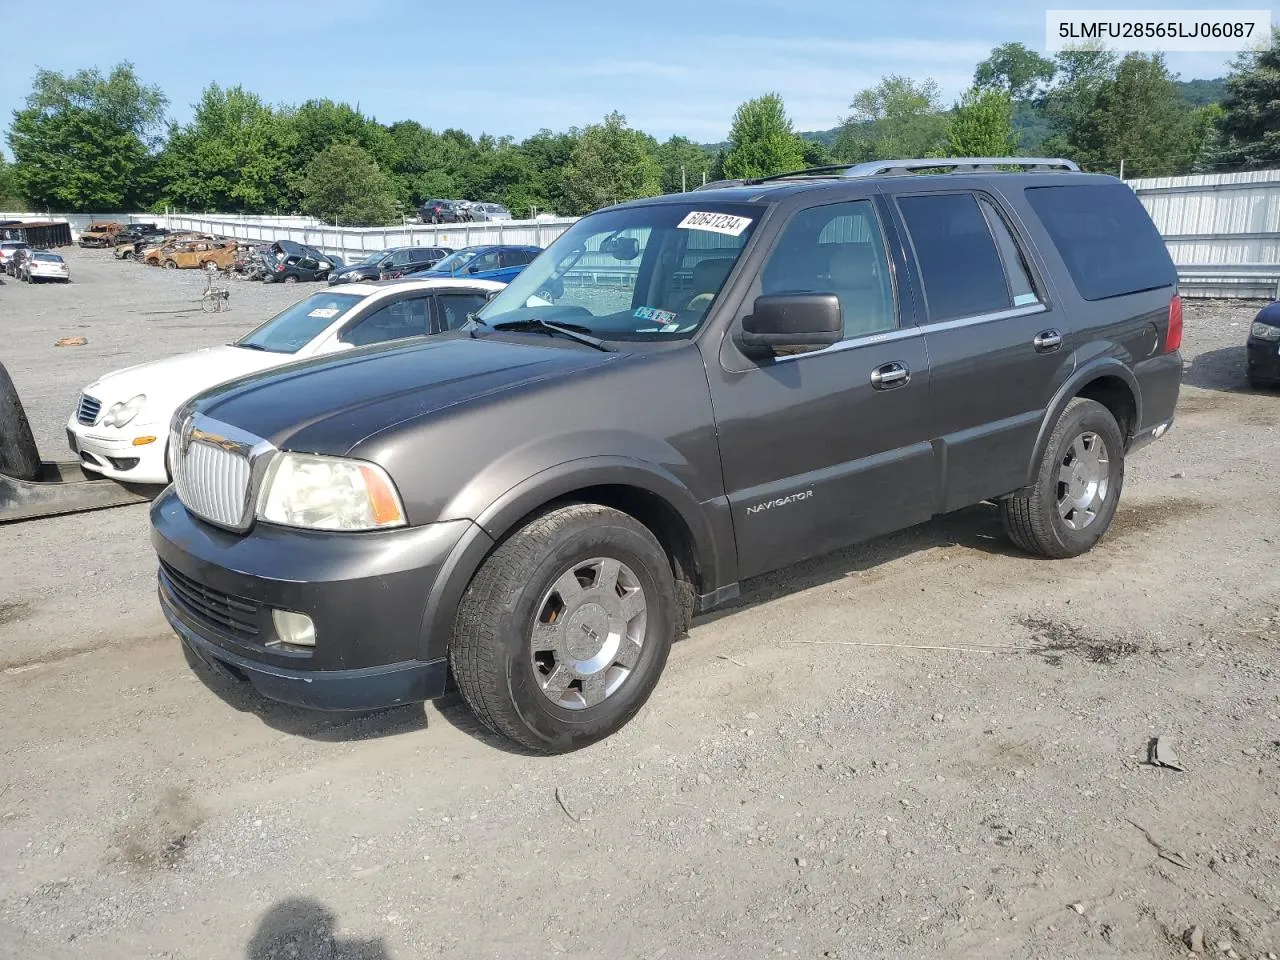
[1024,183,1175,301]
[898,193,1009,321]
[978,197,1040,306]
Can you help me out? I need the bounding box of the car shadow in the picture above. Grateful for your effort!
[182,643,429,743]
[1183,344,1261,394]
[246,897,390,960]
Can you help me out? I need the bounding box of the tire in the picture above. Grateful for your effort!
[0,361,41,481]
[163,260,177,270]
[451,503,677,753]
[283,275,298,284]
[1001,397,1125,559]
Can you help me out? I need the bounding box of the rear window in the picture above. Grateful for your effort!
[1024,183,1175,301]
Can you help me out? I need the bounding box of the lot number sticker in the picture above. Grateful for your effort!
[677,211,753,237]
[308,308,341,319]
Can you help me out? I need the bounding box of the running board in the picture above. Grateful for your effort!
[0,460,151,523]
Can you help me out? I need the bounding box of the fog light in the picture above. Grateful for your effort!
[272,609,316,647]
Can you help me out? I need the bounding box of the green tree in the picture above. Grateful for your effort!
[299,142,400,225]
[655,135,715,192]
[974,42,1057,101]
[518,128,579,215]
[1214,27,1280,169]
[0,151,23,208]
[721,93,805,179]
[1039,45,1118,161]
[7,62,166,210]
[946,87,1019,156]
[563,112,660,214]
[157,84,294,212]
[281,99,394,206]
[834,76,948,161]
[800,138,835,167]
[1051,52,1208,176]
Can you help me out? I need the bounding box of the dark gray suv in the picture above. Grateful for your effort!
[151,157,1183,752]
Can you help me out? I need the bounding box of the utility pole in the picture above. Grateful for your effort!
[681,165,687,193]
[702,169,707,186]
[1119,158,1125,180]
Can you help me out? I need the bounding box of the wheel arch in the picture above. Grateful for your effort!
[1024,358,1141,487]
[417,458,725,663]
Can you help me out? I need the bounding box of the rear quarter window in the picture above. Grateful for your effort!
[1024,183,1175,301]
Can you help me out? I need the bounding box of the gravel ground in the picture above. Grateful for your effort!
[1,248,1278,960]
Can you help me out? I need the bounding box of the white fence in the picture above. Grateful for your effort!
[156,213,579,264]
[1129,169,1280,299]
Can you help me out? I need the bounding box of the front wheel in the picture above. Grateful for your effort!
[163,260,177,270]
[451,503,677,753]
[1001,397,1125,558]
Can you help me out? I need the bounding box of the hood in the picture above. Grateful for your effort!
[85,345,288,426]
[190,335,620,455]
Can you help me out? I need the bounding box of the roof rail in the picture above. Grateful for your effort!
[744,157,1080,185]
[841,157,1080,177]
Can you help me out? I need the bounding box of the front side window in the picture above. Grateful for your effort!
[436,292,491,331]
[236,292,364,353]
[760,199,896,339]
[340,297,430,346]
[897,192,1010,322]
[477,201,763,341]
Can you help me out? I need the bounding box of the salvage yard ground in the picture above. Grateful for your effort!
[1,248,1277,959]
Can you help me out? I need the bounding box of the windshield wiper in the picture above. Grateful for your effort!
[236,342,268,351]
[491,318,613,352]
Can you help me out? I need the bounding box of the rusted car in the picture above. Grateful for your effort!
[161,239,239,270]
[140,234,215,266]
[78,221,124,248]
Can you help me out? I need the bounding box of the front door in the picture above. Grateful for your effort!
[707,197,936,580]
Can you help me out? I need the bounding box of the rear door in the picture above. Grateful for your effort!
[889,188,1074,510]
[707,195,936,580]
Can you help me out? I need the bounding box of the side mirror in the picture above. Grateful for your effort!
[600,236,640,261]
[467,264,481,274]
[537,277,565,300]
[739,293,842,356]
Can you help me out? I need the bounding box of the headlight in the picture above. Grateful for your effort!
[257,452,406,531]
[1250,322,1280,341]
[102,394,146,428]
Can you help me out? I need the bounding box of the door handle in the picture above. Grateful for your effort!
[870,362,910,389]
[1033,329,1063,352]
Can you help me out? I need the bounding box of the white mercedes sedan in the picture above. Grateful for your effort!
[67,278,504,483]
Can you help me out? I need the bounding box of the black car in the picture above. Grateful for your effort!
[153,156,1182,753]
[327,250,394,285]
[114,227,170,260]
[418,200,466,224]
[378,246,453,280]
[261,239,343,283]
[1246,300,1280,387]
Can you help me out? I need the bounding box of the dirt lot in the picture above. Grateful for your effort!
[1,248,1277,960]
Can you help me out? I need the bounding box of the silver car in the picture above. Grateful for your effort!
[469,202,514,222]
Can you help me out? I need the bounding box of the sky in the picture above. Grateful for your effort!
[0,0,1251,149]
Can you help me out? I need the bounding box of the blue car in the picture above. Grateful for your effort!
[406,244,541,284]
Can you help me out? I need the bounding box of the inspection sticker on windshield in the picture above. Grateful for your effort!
[307,307,341,319]
[676,211,753,237]
[635,306,678,324]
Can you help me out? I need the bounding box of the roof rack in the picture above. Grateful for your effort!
[742,157,1080,185]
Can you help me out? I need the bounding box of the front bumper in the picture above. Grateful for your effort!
[150,488,472,710]
[1246,337,1280,384]
[65,418,168,483]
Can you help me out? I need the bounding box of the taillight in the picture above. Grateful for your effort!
[275,263,285,272]
[1165,293,1183,353]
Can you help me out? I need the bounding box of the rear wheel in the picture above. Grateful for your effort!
[163,260,177,270]
[1001,398,1125,558]
[0,361,41,481]
[451,503,677,753]
[283,275,298,284]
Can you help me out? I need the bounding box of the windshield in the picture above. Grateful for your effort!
[475,201,763,341]
[236,291,364,353]
[361,250,392,266]
[428,249,480,274]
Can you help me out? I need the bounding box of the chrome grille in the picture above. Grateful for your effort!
[76,394,102,425]
[173,436,253,529]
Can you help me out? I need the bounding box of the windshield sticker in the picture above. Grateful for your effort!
[660,322,680,333]
[676,211,753,237]
[307,308,341,319]
[635,306,678,324]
